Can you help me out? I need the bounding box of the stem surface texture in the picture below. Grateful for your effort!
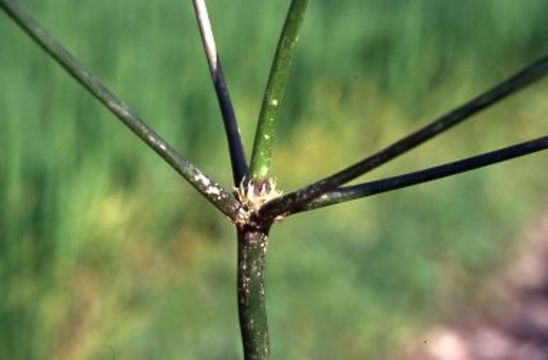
[249,0,309,180]
[237,226,271,360]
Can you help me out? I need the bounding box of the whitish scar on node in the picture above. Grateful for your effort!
[194,173,211,187]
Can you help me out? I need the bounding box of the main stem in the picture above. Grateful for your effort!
[237,226,271,359]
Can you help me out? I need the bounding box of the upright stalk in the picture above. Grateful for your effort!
[237,225,271,360]
[192,0,248,185]
[249,0,309,180]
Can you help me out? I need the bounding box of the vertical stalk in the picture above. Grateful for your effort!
[192,0,248,185]
[249,0,309,180]
[237,226,271,359]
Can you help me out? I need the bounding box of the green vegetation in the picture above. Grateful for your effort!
[1,0,547,358]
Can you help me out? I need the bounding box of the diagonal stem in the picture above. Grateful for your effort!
[1,0,241,221]
[192,0,248,185]
[259,55,548,219]
[291,135,548,214]
[248,0,309,181]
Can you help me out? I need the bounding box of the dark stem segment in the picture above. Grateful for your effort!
[213,59,248,185]
[293,135,548,214]
[192,0,248,185]
[237,227,271,360]
[259,54,548,219]
[1,0,241,221]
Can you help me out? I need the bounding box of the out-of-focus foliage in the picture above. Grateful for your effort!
[0,0,547,358]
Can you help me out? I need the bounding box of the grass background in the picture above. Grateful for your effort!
[1,0,547,358]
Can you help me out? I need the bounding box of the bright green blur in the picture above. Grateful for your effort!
[1,0,547,359]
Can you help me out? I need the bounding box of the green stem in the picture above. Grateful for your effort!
[249,0,309,180]
[237,226,271,360]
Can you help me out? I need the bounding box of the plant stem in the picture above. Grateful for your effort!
[259,54,548,219]
[293,135,548,214]
[237,226,271,360]
[192,0,248,185]
[249,0,309,180]
[0,0,242,221]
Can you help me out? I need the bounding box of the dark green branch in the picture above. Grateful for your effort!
[259,54,548,219]
[248,0,309,181]
[1,0,242,221]
[237,227,271,360]
[192,0,248,185]
[292,135,548,214]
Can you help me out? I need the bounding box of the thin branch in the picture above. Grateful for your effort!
[259,55,548,219]
[192,0,248,185]
[291,135,548,214]
[248,0,309,181]
[1,0,242,221]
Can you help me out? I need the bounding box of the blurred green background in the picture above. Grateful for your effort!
[1,0,547,358]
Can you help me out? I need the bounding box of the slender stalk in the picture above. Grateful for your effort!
[0,0,242,221]
[248,0,309,180]
[292,135,548,214]
[259,55,548,219]
[237,226,271,360]
[234,3,309,355]
[192,0,248,185]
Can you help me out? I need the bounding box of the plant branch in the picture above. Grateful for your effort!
[248,0,309,181]
[291,135,548,214]
[192,0,248,185]
[237,227,271,360]
[259,55,548,219]
[0,0,242,221]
